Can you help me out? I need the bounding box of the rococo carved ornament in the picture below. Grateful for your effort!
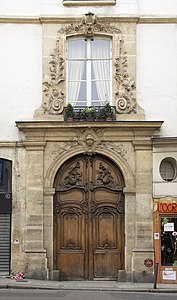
[42,39,65,115]
[115,40,137,114]
[51,129,127,160]
[59,12,121,38]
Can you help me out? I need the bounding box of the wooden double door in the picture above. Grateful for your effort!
[53,154,125,280]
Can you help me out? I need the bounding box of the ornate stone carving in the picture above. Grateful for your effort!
[42,40,65,115]
[97,142,127,161]
[59,12,121,38]
[115,40,137,114]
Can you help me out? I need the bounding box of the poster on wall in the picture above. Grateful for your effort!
[164,223,174,232]
[162,269,176,280]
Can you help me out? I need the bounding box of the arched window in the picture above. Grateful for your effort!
[66,37,112,106]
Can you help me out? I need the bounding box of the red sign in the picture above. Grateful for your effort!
[158,202,177,213]
[144,258,153,267]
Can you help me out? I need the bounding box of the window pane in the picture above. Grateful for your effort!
[68,81,86,106]
[68,61,86,80]
[91,39,111,59]
[91,81,110,102]
[91,60,110,80]
[67,39,86,59]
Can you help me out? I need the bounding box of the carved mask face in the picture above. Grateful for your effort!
[85,134,94,147]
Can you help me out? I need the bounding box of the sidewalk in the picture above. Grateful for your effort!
[1,277,177,292]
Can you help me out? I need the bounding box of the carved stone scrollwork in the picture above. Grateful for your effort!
[42,39,65,115]
[115,40,137,114]
[59,12,121,39]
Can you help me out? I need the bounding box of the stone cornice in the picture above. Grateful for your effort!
[16,120,163,142]
[152,136,177,146]
[0,16,40,24]
[0,141,23,147]
[16,120,163,130]
[0,15,176,24]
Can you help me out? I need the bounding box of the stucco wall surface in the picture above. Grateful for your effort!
[137,24,177,137]
[0,24,42,140]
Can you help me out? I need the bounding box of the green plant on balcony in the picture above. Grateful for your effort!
[65,103,74,120]
[81,106,96,120]
[101,102,114,120]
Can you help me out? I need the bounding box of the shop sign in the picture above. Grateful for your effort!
[162,269,176,280]
[164,222,174,232]
[158,202,177,213]
[144,258,153,267]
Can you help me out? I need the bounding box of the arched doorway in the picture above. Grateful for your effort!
[53,154,125,280]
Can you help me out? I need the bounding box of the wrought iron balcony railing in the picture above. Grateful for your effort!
[64,105,116,122]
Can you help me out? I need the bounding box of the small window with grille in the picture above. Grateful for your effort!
[159,157,177,182]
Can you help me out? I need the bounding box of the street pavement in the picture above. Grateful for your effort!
[0,277,177,292]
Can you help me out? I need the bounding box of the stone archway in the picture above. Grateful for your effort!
[53,153,125,280]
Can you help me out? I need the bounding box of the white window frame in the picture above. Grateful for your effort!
[66,36,112,107]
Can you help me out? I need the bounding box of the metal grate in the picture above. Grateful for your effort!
[0,214,11,276]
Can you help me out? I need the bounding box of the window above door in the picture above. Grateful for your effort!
[66,37,112,107]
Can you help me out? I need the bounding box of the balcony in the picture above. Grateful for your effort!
[64,104,116,122]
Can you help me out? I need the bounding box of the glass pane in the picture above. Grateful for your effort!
[68,61,86,80]
[67,39,86,59]
[0,159,12,193]
[91,81,110,101]
[68,82,86,105]
[91,60,110,80]
[161,217,177,266]
[91,39,111,59]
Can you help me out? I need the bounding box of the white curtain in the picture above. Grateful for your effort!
[68,40,85,106]
[92,40,110,105]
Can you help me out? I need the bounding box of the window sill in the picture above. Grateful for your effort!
[63,0,116,6]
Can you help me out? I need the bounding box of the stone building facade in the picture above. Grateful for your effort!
[0,0,177,283]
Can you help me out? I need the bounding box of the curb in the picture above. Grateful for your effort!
[1,284,177,293]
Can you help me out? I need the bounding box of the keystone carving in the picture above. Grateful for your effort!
[59,12,121,38]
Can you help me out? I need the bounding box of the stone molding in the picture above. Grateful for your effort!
[0,15,177,24]
[63,0,116,5]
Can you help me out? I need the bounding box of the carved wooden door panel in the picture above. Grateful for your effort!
[53,154,125,280]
